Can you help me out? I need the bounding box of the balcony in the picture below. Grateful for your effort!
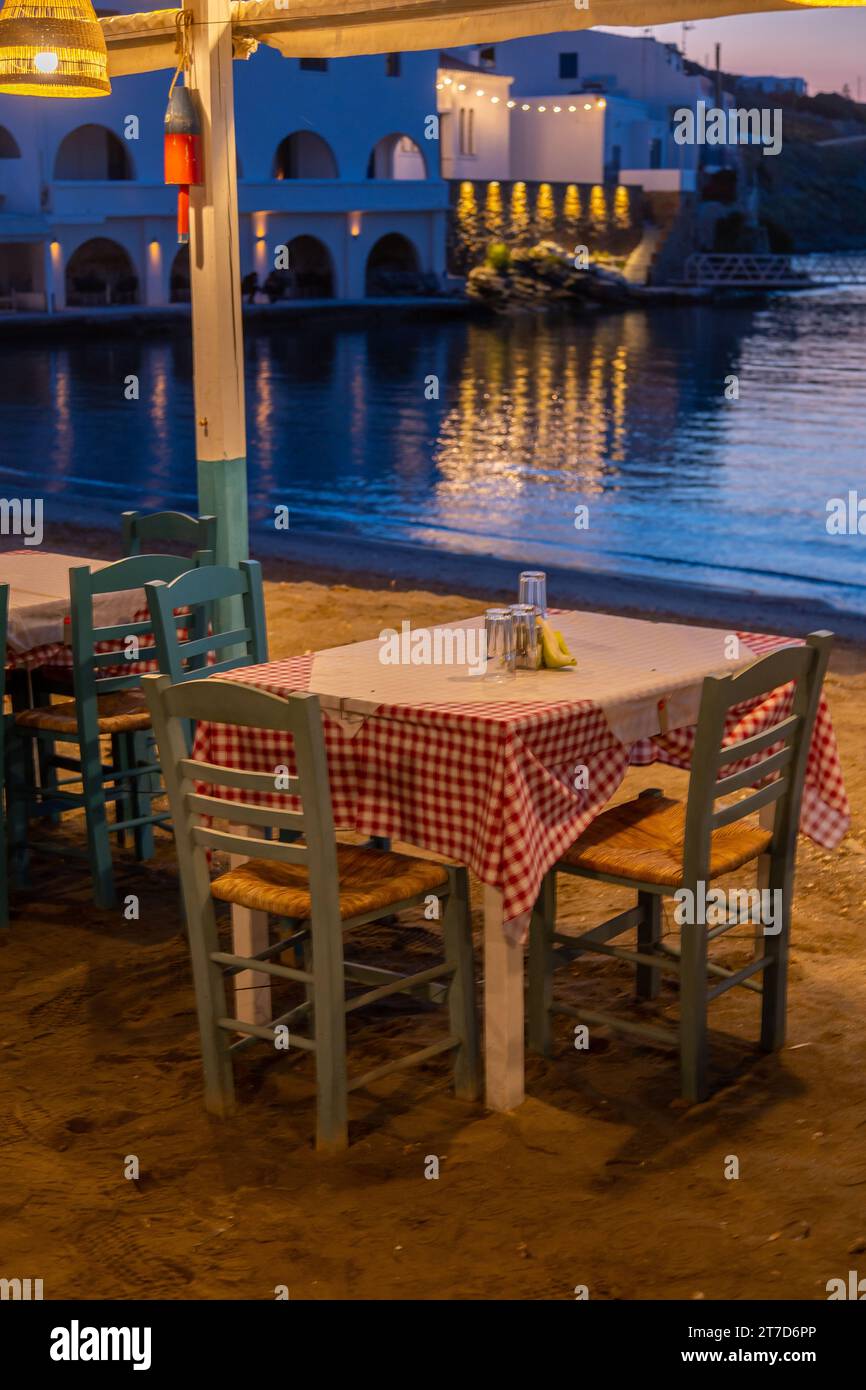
[48,179,450,224]
[238,179,449,216]
[51,182,177,220]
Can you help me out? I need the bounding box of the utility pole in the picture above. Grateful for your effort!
[185,0,248,573]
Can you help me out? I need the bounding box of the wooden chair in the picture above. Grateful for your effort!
[145,560,268,685]
[11,552,211,909]
[142,674,480,1151]
[528,632,833,1102]
[122,510,217,558]
[0,583,8,927]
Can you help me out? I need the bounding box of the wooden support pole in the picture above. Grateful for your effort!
[185,0,248,573]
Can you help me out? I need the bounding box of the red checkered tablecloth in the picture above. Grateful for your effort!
[190,628,850,933]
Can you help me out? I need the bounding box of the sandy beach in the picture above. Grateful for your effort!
[2,529,865,1300]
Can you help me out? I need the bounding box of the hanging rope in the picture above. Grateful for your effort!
[168,9,193,97]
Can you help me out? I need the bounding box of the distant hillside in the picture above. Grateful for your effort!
[683,68,866,251]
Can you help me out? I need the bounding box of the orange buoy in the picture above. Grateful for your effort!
[164,84,202,244]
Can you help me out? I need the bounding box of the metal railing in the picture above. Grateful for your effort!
[683,253,866,287]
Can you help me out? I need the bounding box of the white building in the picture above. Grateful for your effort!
[454,31,721,191]
[0,28,448,310]
[0,25,729,310]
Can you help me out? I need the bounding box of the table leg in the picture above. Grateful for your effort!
[756,801,778,951]
[483,884,525,1111]
[228,823,271,1026]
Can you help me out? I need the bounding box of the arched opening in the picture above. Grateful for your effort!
[261,235,334,301]
[0,126,21,158]
[273,132,338,180]
[170,244,190,303]
[365,233,421,296]
[65,238,138,306]
[367,134,427,180]
[54,125,133,180]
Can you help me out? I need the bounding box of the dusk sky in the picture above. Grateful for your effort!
[601,10,866,96]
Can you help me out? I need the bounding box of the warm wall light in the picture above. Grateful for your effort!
[0,0,110,97]
[475,88,484,96]
[506,99,516,108]
[457,82,466,91]
[349,210,362,237]
[597,98,607,109]
[521,103,530,111]
[583,102,592,110]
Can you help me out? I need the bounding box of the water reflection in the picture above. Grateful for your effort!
[0,287,864,615]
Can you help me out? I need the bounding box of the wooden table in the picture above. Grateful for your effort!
[192,611,849,1112]
[1,549,126,667]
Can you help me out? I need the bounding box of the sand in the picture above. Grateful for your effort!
[2,542,865,1300]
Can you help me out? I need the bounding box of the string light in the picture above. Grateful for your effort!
[439,73,610,120]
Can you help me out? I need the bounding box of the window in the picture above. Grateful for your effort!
[458,108,475,156]
[299,58,328,72]
[559,52,578,80]
[479,46,495,68]
[385,53,401,77]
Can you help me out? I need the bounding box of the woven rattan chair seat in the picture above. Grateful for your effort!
[560,794,773,887]
[211,842,450,920]
[15,689,151,735]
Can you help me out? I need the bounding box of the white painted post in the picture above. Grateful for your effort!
[185,0,248,571]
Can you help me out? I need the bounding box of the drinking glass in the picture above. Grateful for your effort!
[518,570,547,618]
[510,604,541,670]
[483,608,516,681]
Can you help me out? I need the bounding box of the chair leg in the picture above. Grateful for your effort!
[80,732,115,909]
[636,890,662,1000]
[4,727,31,890]
[130,731,155,861]
[310,909,349,1153]
[679,912,708,1102]
[0,754,7,928]
[760,859,793,1052]
[111,734,132,847]
[188,905,236,1117]
[28,672,61,827]
[442,867,481,1101]
[527,870,556,1056]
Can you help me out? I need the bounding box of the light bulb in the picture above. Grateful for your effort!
[506,100,516,108]
[538,105,546,112]
[584,102,592,110]
[34,50,59,74]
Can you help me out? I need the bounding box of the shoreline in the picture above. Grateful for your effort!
[11,518,866,648]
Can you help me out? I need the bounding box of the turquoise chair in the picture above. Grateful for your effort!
[528,632,833,1103]
[145,560,268,684]
[0,583,8,926]
[143,673,480,1151]
[122,510,217,558]
[12,552,212,909]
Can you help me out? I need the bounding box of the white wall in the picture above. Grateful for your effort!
[438,69,511,180]
[0,39,448,307]
[509,102,606,184]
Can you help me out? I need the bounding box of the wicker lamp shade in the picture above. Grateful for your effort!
[0,0,110,96]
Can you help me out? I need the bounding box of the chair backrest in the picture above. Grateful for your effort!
[144,560,268,684]
[142,674,341,936]
[69,551,213,714]
[122,510,217,558]
[0,581,8,756]
[682,631,833,887]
